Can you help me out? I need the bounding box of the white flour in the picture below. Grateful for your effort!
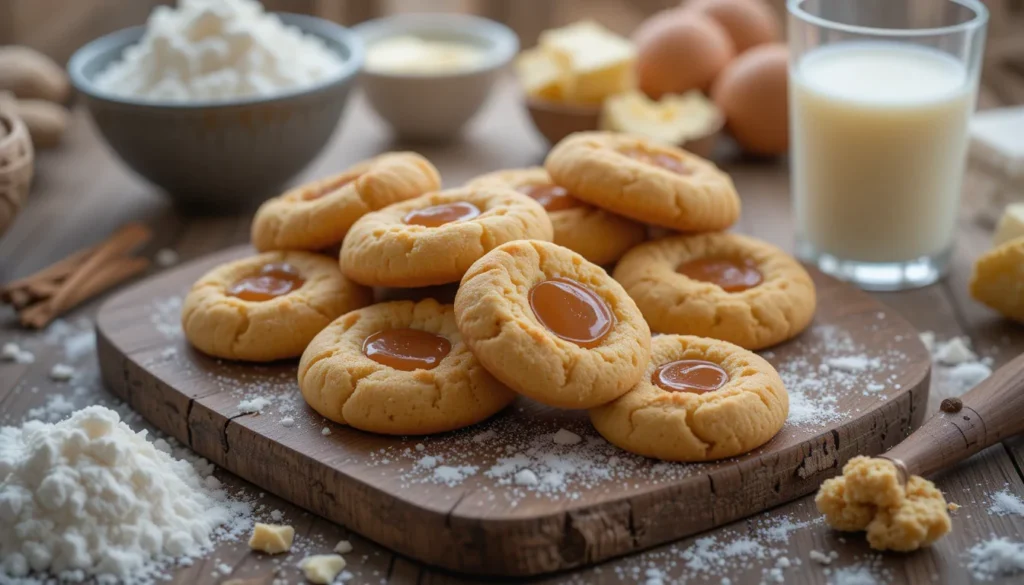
[989,489,1024,517]
[967,538,1024,581]
[0,406,252,584]
[94,0,345,102]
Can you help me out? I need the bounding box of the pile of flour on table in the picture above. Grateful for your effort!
[0,406,251,584]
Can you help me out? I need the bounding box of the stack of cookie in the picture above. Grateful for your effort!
[180,131,817,462]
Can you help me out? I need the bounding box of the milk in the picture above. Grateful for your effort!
[791,42,975,263]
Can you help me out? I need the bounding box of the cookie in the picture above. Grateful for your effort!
[182,252,372,362]
[298,299,516,435]
[589,334,788,461]
[614,232,816,350]
[467,167,646,265]
[454,240,651,409]
[969,236,1024,323]
[251,153,440,252]
[340,186,553,287]
[545,131,740,232]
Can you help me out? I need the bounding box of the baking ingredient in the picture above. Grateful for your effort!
[993,204,1024,247]
[815,456,951,551]
[634,10,734,99]
[684,0,780,53]
[0,406,252,582]
[711,43,788,155]
[0,46,70,103]
[600,89,720,144]
[299,554,346,584]
[1,341,34,363]
[93,0,345,102]
[967,538,1024,580]
[990,489,1024,517]
[333,540,353,554]
[515,47,572,101]
[49,363,75,381]
[533,21,636,104]
[791,42,973,264]
[14,99,69,149]
[366,35,485,75]
[248,523,295,554]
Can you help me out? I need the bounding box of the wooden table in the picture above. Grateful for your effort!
[2,81,1023,585]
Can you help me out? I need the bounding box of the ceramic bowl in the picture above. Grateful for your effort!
[525,98,724,158]
[355,14,518,142]
[67,14,364,211]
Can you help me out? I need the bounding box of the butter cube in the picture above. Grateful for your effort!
[994,203,1024,247]
[601,90,719,144]
[248,523,294,555]
[515,47,572,101]
[539,21,636,104]
[299,554,347,584]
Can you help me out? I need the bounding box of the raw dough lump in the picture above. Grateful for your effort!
[815,456,951,551]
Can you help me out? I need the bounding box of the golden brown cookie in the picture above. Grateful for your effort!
[454,240,651,409]
[589,334,788,461]
[467,167,646,265]
[545,131,740,232]
[251,153,440,252]
[182,252,372,362]
[298,299,516,435]
[614,232,816,350]
[969,236,1024,323]
[340,187,553,287]
[815,456,951,551]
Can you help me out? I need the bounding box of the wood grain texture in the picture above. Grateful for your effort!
[95,244,931,576]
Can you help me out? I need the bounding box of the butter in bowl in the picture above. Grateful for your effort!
[355,14,518,142]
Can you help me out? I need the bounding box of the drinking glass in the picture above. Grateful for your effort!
[788,0,987,291]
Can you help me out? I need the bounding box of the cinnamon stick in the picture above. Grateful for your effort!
[20,256,150,328]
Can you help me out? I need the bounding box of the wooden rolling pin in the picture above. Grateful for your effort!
[880,351,1024,482]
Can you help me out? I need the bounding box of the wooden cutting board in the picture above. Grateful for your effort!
[95,245,931,577]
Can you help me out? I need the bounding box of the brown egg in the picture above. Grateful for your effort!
[683,0,780,54]
[634,10,735,99]
[712,43,789,156]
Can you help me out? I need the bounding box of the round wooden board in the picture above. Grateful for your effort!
[96,244,931,577]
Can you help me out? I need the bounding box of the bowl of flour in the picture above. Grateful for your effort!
[68,0,364,211]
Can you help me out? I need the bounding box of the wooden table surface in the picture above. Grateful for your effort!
[2,80,1024,585]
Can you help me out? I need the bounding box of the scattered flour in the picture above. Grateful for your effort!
[989,489,1024,517]
[0,406,252,584]
[2,342,35,364]
[24,394,78,423]
[825,356,878,373]
[49,363,76,381]
[934,336,976,365]
[949,362,993,389]
[432,466,477,486]
[919,332,993,392]
[238,397,272,414]
[966,538,1024,581]
[321,427,332,437]
[552,428,582,445]
[155,249,179,268]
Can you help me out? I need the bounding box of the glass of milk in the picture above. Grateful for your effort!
[788,0,987,291]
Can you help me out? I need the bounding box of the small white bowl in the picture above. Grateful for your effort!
[354,13,518,142]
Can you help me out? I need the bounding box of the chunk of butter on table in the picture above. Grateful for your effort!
[994,203,1024,247]
[248,523,295,554]
[299,554,347,584]
[538,21,635,104]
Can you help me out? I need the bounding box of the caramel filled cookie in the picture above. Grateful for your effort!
[182,252,372,362]
[614,232,816,350]
[590,335,788,461]
[251,153,440,252]
[467,167,646,265]
[545,132,740,232]
[341,187,553,287]
[298,299,516,435]
[454,240,651,409]
[970,237,1024,323]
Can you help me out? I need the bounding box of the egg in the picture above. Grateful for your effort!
[634,10,735,99]
[683,0,780,54]
[711,43,788,155]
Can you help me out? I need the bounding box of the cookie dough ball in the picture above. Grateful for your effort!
[298,299,516,435]
[455,240,651,409]
[468,167,646,265]
[614,232,816,350]
[590,334,787,461]
[182,252,372,362]
[970,237,1024,322]
[251,153,440,252]
[545,131,740,232]
[341,186,553,287]
[815,456,951,551]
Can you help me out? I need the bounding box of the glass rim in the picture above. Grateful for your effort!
[786,0,988,37]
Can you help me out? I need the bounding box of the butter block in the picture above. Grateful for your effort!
[299,554,347,584]
[993,203,1024,247]
[248,523,295,555]
[539,21,636,103]
[515,47,572,101]
[600,90,720,144]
